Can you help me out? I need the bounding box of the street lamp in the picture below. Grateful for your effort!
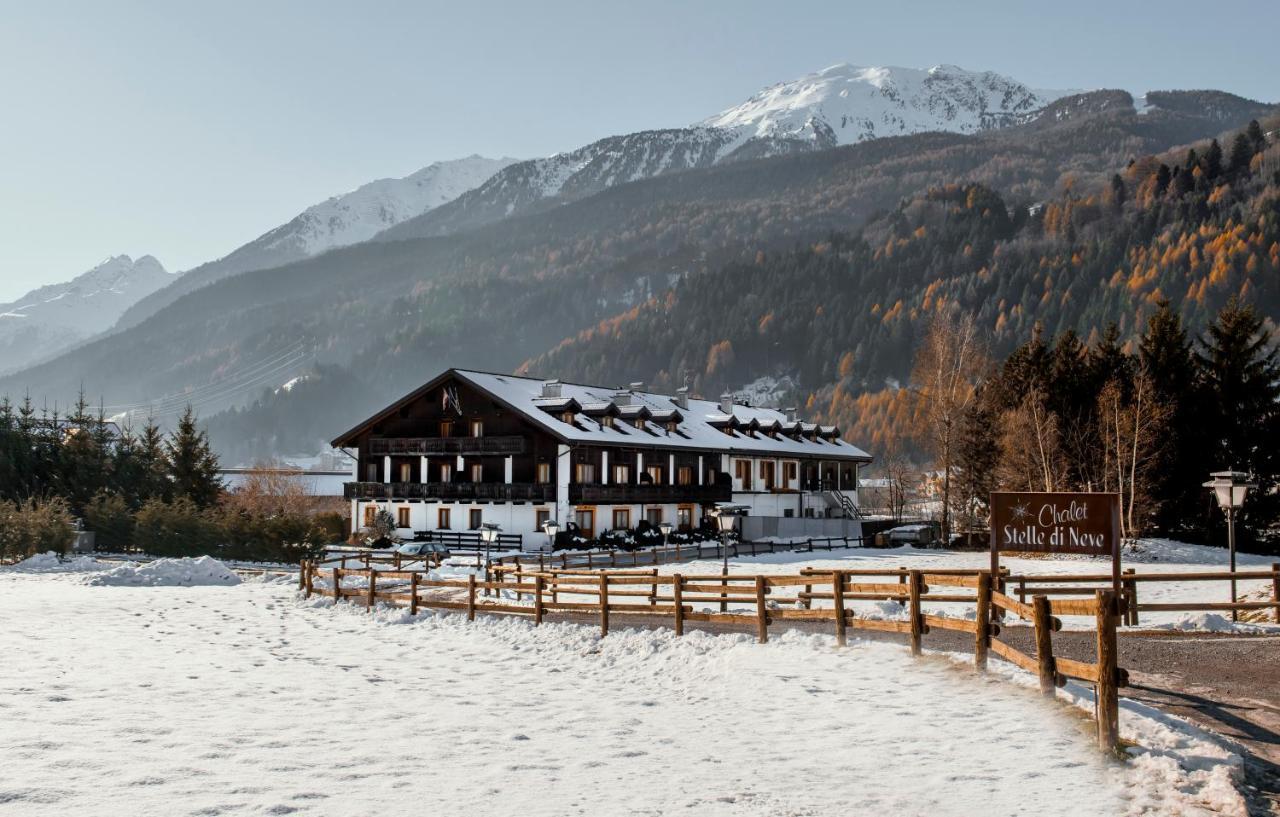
[1203,470,1255,621]
[541,518,560,553]
[658,521,674,564]
[479,522,502,553]
[711,503,749,573]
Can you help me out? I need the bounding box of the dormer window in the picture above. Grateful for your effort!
[561,411,576,424]
[634,417,646,430]
[665,421,678,433]
[601,415,615,429]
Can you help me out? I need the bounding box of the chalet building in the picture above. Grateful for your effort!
[331,369,872,549]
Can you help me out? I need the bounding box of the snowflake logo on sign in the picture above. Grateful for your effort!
[1010,502,1030,523]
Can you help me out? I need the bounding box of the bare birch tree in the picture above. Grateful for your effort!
[1096,372,1169,539]
[911,311,989,540]
[997,387,1067,492]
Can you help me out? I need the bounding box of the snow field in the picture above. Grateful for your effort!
[0,567,1247,816]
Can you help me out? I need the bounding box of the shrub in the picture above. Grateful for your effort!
[0,498,76,560]
[84,491,135,551]
[310,511,347,545]
[133,497,221,558]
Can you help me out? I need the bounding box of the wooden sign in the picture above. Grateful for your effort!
[990,491,1122,590]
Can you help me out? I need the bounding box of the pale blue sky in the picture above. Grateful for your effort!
[1,0,1276,302]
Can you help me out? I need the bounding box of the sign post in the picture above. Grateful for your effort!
[989,492,1122,594]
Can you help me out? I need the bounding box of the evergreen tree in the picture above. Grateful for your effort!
[1245,120,1266,155]
[1203,139,1223,180]
[1227,133,1254,176]
[166,406,222,508]
[1139,300,1203,531]
[1196,299,1280,526]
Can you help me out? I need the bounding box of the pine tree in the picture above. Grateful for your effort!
[1245,120,1266,154]
[1228,133,1254,176]
[1196,299,1280,526]
[166,407,222,508]
[1203,139,1223,180]
[1139,301,1203,531]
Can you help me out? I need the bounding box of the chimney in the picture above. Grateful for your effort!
[542,380,562,398]
[719,392,734,415]
[612,387,632,407]
[674,386,689,410]
[785,406,798,422]
[629,381,644,393]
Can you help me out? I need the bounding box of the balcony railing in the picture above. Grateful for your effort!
[367,436,526,456]
[345,482,554,502]
[568,483,732,505]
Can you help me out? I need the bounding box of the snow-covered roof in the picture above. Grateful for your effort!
[455,369,870,462]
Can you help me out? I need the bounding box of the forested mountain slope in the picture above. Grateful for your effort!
[526,118,1280,449]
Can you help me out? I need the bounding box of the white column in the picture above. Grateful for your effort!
[456,454,464,473]
[504,456,513,484]
[419,455,428,483]
[382,455,391,484]
[697,455,704,485]
[668,454,675,485]
[636,452,643,480]
[601,450,609,485]
[350,499,358,534]
[556,444,571,525]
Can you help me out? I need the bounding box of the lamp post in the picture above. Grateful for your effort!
[479,522,502,554]
[658,521,673,564]
[712,504,748,574]
[541,518,560,553]
[1203,470,1255,621]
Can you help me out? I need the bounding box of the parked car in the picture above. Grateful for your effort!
[884,524,937,547]
[396,542,451,559]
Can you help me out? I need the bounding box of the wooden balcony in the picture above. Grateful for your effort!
[344,481,553,502]
[568,483,731,505]
[367,436,526,456]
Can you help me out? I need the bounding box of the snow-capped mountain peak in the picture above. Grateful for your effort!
[701,63,1073,147]
[257,154,522,257]
[0,255,173,374]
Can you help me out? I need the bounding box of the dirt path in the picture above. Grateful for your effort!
[538,607,1280,815]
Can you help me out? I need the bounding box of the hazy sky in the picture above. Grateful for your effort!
[2,0,1277,302]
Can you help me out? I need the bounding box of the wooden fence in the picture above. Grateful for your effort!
[1009,564,1280,624]
[299,559,1125,752]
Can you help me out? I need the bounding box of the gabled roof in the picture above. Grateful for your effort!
[332,368,871,462]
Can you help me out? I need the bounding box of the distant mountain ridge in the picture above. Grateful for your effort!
[701,63,1072,147]
[115,155,519,328]
[0,255,171,375]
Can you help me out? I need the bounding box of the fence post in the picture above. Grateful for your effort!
[1032,595,1056,697]
[755,576,768,644]
[974,571,991,672]
[832,571,847,647]
[649,568,658,607]
[898,566,907,608]
[298,560,307,591]
[534,576,544,625]
[331,567,340,602]
[1123,568,1138,626]
[719,565,728,613]
[801,572,813,610]
[409,572,419,616]
[1272,563,1279,624]
[599,574,610,637]
[908,570,923,656]
[673,574,684,636]
[1095,590,1120,753]
[467,573,476,621]
[366,570,376,612]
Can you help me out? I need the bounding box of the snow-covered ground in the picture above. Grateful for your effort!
[0,559,1247,816]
